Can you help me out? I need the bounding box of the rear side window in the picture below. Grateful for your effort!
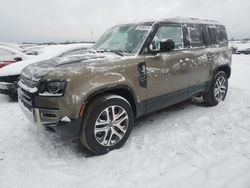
[218,26,228,45]
[208,25,228,46]
[188,26,204,47]
[208,26,219,45]
[201,26,212,46]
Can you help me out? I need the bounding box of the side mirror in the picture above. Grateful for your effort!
[14,57,22,61]
[160,39,175,52]
[149,39,175,54]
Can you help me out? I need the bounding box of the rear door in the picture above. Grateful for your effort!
[185,25,212,97]
[144,24,191,113]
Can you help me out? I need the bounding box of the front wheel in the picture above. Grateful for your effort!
[80,94,134,155]
[203,71,228,106]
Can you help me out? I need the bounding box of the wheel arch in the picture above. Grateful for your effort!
[213,65,231,79]
[84,85,139,118]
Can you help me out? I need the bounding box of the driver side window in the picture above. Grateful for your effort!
[151,25,183,51]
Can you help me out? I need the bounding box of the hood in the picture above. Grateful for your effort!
[21,52,123,80]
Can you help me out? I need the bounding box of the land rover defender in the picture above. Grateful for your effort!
[18,18,232,154]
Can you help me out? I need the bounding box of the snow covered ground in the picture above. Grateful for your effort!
[229,40,250,51]
[0,54,250,188]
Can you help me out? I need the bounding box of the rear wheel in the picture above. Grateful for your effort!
[203,71,228,106]
[80,94,134,155]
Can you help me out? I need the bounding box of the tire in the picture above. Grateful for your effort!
[203,71,228,106]
[80,94,134,155]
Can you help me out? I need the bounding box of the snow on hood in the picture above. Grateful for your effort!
[0,43,92,77]
[21,52,122,80]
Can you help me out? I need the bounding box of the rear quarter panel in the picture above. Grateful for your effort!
[210,46,232,79]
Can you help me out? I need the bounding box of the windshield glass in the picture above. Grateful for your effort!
[93,24,152,55]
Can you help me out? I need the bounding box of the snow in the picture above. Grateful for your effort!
[61,116,71,123]
[21,44,49,55]
[0,43,93,77]
[229,41,250,51]
[0,46,30,60]
[0,54,250,188]
[0,42,24,52]
[39,92,63,97]
[18,80,38,93]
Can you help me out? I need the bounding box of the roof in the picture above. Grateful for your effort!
[161,17,221,25]
[116,17,222,27]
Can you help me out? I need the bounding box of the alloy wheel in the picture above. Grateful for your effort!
[94,105,129,146]
[214,76,227,101]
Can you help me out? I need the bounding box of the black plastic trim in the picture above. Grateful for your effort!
[49,118,82,138]
[140,81,211,116]
[138,62,147,88]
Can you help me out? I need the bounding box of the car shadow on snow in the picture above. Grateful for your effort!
[134,96,208,127]
[40,127,95,157]
[0,94,16,103]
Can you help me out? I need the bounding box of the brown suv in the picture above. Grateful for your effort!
[18,18,232,154]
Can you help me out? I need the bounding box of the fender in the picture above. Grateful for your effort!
[66,72,141,118]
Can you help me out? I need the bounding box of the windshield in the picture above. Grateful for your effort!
[93,24,152,55]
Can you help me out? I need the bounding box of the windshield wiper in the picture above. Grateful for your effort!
[96,50,124,57]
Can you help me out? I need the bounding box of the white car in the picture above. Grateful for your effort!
[0,46,30,69]
[20,44,49,55]
[0,43,93,99]
[0,42,35,55]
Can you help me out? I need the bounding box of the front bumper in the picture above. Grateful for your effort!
[18,86,82,138]
[0,82,17,96]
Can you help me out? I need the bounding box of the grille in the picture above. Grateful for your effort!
[18,88,32,110]
[18,76,37,111]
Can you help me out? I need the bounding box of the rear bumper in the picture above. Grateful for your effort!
[18,92,82,138]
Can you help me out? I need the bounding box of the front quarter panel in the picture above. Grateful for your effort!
[55,57,146,119]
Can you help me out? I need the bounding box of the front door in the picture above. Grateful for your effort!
[143,24,191,113]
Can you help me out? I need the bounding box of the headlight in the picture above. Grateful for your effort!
[39,81,67,97]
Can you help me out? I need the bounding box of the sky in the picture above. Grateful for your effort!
[0,0,249,43]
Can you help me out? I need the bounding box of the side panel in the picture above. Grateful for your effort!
[144,50,191,113]
[188,47,213,97]
[210,46,232,78]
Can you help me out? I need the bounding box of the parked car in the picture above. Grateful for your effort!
[0,46,30,69]
[0,43,92,99]
[230,46,238,54]
[236,48,250,54]
[0,42,35,55]
[20,45,48,55]
[18,18,232,155]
